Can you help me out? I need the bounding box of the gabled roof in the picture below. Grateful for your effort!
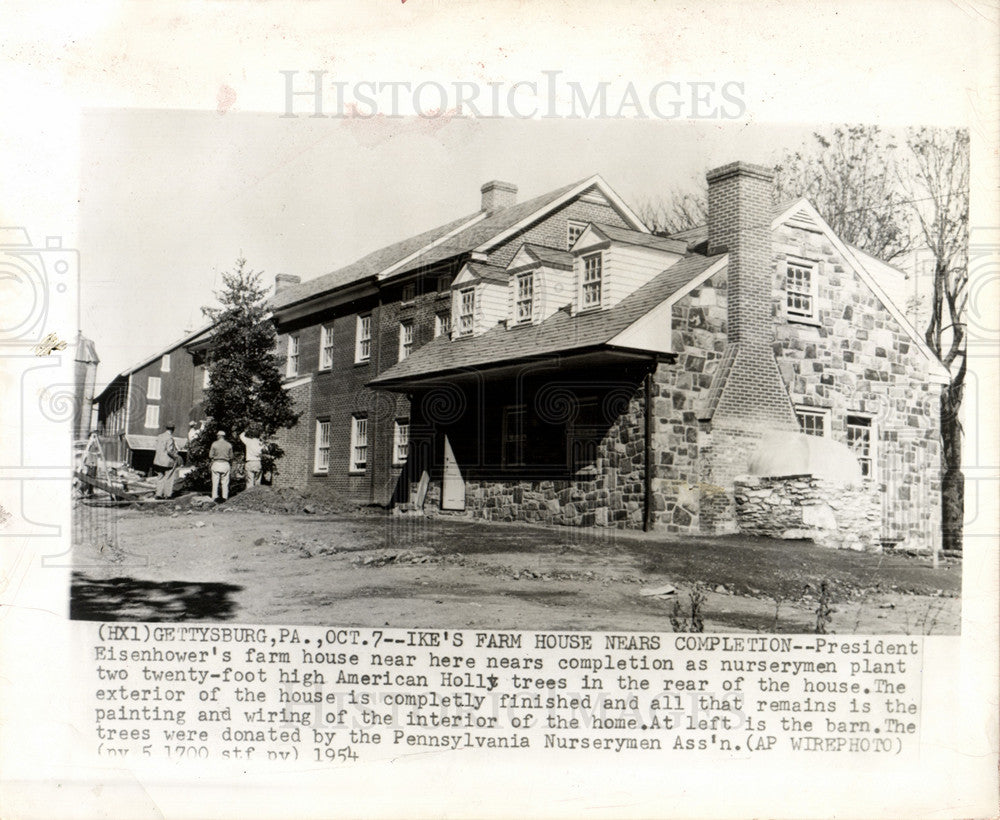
[588,223,688,254]
[370,254,723,387]
[517,243,574,270]
[770,198,950,383]
[93,323,214,404]
[271,175,649,315]
[457,261,508,286]
[663,200,949,383]
[270,210,481,311]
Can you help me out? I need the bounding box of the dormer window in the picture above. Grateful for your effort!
[401,282,416,303]
[785,259,818,321]
[458,288,475,336]
[567,220,587,249]
[581,253,603,310]
[515,273,534,323]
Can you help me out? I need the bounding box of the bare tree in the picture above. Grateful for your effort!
[774,126,914,263]
[899,127,969,553]
[635,185,708,236]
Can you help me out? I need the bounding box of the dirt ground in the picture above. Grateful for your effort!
[70,488,961,634]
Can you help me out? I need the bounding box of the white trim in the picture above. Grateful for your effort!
[314,418,331,474]
[794,404,831,438]
[319,323,334,370]
[607,257,728,353]
[285,333,300,378]
[771,198,950,384]
[392,418,410,466]
[376,212,488,281]
[283,374,313,391]
[783,256,819,322]
[147,375,162,400]
[349,415,368,473]
[845,411,877,481]
[355,314,372,363]
[472,175,649,256]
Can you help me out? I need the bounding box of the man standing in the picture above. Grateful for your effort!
[240,425,264,488]
[152,423,181,499]
[209,429,234,502]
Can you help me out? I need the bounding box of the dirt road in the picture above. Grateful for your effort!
[71,495,960,634]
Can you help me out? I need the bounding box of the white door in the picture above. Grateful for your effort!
[441,434,465,510]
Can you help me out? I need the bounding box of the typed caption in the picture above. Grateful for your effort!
[88,625,922,765]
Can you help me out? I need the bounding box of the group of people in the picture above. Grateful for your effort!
[152,421,266,502]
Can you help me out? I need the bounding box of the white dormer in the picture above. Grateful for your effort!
[451,262,508,337]
[570,223,687,311]
[504,244,575,325]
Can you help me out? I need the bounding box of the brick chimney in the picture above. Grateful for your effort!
[480,180,517,213]
[701,161,796,428]
[274,273,301,294]
[698,161,797,534]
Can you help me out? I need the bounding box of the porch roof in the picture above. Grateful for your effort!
[370,253,722,389]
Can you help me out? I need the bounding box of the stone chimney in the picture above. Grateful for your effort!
[480,180,517,213]
[274,273,301,294]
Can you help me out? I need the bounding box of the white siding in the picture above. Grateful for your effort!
[536,266,575,321]
[604,244,682,307]
[476,281,507,334]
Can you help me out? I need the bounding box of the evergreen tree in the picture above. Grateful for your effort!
[188,258,298,488]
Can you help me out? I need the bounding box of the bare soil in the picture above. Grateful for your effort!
[70,489,960,634]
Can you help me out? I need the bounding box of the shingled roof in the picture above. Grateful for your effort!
[370,253,723,387]
[271,178,590,312]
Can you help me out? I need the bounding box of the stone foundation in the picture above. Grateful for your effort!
[734,474,881,551]
[462,478,645,529]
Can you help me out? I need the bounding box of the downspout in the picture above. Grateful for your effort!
[370,286,383,505]
[643,368,654,532]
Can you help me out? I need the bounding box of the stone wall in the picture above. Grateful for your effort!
[734,474,881,551]
[460,383,648,529]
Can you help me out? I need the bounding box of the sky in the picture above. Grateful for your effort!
[79,111,828,388]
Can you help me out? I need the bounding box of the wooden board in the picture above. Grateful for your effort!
[75,471,140,501]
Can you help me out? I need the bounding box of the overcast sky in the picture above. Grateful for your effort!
[80,111,825,387]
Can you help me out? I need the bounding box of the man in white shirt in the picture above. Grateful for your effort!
[240,425,264,488]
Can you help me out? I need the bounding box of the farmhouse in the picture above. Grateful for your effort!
[270,162,948,552]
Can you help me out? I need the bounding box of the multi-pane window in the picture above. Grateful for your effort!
[436,275,450,293]
[459,288,475,336]
[581,253,603,309]
[144,404,160,429]
[435,311,452,338]
[516,273,534,323]
[796,408,828,438]
[399,320,414,360]
[147,376,162,400]
[160,354,171,373]
[393,419,410,465]
[286,334,299,377]
[355,314,372,363]
[320,324,334,370]
[314,419,331,473]
[350,415,368,473]
[567,220,587,249]
[785,261,816,319]
[401,282,416,302]
[846,415,874,478]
